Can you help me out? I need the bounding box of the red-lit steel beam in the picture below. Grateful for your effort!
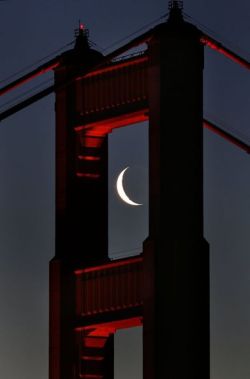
[74,110,148,136]
[0,56,149,122]
[75,317,142,333]
[201,34,250,70]
[74,255,143,275]
[0,93,249,155]
[83,55,148,79]
[0,57,60,97]
[204,119,250,153]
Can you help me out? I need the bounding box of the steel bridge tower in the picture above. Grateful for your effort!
[49,2,209,379]
[1,2,250,378]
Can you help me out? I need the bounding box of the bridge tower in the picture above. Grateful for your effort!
[49,2,210,378]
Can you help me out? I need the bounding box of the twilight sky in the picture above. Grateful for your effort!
[1,1,250,378]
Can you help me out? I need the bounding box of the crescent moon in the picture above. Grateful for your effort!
[116,167,142,206]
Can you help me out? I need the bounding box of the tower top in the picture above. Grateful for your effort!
[168,1,184,20]
[167,0,184,24]
[168,0,183,11]
[58,22,103,67]
[74,21,90,51]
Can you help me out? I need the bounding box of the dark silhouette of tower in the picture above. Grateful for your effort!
[48,2,210,378]
[144,2,209,377]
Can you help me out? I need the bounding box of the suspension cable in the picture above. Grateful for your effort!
[0,40,73,85]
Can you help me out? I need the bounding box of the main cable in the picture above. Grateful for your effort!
[0,77,54,111]
[0,40,74,85]
[183,11,250,61]
[102,12,168,53]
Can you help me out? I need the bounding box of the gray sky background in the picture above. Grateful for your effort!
[1,0,250,378]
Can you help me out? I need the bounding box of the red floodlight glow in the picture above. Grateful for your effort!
[76,172,100,179]
[200,35,250,70]
[74,256,142,275]
[77,155,101,161]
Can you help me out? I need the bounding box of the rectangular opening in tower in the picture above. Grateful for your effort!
[114,326,142,379]
[108,121,148,259]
